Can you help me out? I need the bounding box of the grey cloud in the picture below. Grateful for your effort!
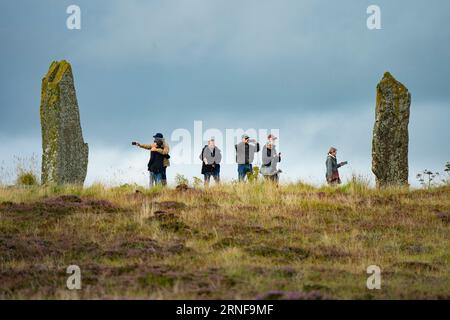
[0,0,449,185]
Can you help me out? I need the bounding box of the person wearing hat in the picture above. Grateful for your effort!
[235,134,260,181]
[146,138,166,187]
[325,147,348,185]
[199,137,222,185]
[135,133,171,186]
[261,134,282,182]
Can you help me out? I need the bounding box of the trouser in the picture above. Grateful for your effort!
[327,179,340,186]
[238,164,253,181]
[327,171,341,185]
[204,173,220,184]
[161,166,167,186]
[203,164,220,185]
[149,172,163,187]
[204,172,220,184]
[264,174,279,183]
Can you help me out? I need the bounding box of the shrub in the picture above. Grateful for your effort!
[16,171,39,186]
[443,162,450,185]
[175,173,189,186]
[14,154,40,186]
[192,176,203,188]
[246,165,260,182]
[417,169,440,189]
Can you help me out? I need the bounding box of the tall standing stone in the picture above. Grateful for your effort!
[372,72,411,187]
[40,60,88,185]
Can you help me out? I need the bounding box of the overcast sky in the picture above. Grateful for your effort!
[0,0,449,186]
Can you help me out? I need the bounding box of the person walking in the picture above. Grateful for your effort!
[199,138,222,185]
[261,134,281,182]
[235,134,260,182]
[326,147,348,185]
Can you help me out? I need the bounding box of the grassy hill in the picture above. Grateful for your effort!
[0,181,449,299]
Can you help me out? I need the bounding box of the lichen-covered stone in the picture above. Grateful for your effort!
[372,72,411,187]
[40,60,88,185]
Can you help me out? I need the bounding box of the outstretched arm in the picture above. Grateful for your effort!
[137,143,153,150]
[337,161,348,168]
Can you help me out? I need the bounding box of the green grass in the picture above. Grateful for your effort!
[0,182,449,299]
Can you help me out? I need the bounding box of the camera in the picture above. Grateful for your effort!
[132,141,137,146]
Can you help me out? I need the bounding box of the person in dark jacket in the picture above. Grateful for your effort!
[199,138,222,185]
[136,133,170,186]
[325,147,348,185]
[147,139,166,187]
[135,133,170,187]
[235,134,260,182]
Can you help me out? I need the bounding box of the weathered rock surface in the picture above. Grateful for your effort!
[40,60,88,185]
[372,72,411,187]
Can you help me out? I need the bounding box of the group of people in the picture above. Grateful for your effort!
[134,133,348,187]
[234,133,282,182]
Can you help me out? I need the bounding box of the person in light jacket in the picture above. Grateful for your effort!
[199,138,222,185]
[326,147,348,185]
[261,134,281,182]
[235,134,260,181]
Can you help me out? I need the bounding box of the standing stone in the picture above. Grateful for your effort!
[372,72,411,187]
[40,60,88,185]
